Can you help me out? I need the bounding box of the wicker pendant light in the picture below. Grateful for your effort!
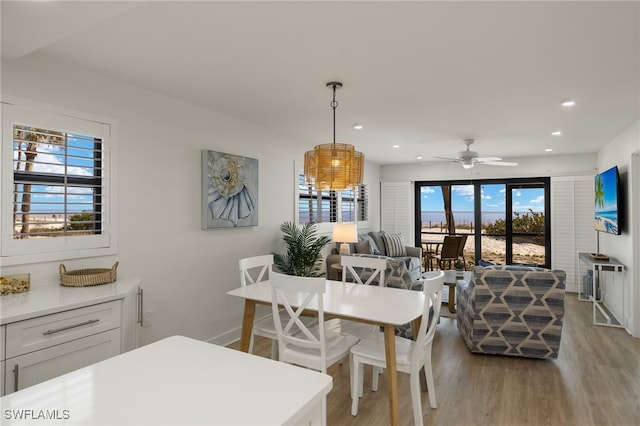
[304,82,364,191]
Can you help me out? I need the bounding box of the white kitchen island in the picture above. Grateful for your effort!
[0,335,333,425]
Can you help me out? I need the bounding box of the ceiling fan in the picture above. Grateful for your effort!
[434,139,518,169]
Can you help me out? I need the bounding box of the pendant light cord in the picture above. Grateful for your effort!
[331,84,338,146]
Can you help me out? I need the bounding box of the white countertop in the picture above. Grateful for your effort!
[1,277,141,324]
[0,335,333,425]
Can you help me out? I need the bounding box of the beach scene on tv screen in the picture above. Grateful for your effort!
[594,167,619,234]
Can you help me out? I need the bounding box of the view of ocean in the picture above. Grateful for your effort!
[421,211,505,226]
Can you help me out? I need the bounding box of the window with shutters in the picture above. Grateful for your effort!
[2,99,116,265]
[295,163,368,230]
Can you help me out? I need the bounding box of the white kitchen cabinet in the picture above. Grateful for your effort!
[5,328,120,394]
[122,285,143,352]
[0,361,4,396]
[5,300,121,359]
[1,277,141,395]
[4,300,122,395]
[1,325,5,396]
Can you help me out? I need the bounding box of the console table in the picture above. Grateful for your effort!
[578,252,625,328]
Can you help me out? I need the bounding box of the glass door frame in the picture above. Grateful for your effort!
[415,177,551,269]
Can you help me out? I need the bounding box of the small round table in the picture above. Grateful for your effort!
[423,270,465,313]
[329,263,343,281]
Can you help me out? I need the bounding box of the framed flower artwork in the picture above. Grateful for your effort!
[201,150,258,228]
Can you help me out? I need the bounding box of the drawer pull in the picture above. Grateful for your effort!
[137,287,144,326]
[13,364,19,392]
[43,319,100,335]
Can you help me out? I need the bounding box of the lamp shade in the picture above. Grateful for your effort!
[332,222,358,243]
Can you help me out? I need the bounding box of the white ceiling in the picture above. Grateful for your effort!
[2,1,639,165]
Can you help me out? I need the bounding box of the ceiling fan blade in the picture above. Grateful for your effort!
[432,156,459,162]
[481,161,519,167]
[475,156,502,162]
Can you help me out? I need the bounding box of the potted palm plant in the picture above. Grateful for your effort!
[274,221,331,277]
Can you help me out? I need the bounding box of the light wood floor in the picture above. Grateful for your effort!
[229,296,640,426]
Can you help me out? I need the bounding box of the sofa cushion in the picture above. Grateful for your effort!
[368,231,387,256]
[382,233,407,257]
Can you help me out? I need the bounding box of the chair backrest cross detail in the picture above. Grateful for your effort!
[413,273,445,366]
[239,254,273,286]
[269,271,328,372]
[341,255,387,286]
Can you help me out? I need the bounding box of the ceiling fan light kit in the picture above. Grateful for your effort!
[433,138,518,169]
[461,159,474,169]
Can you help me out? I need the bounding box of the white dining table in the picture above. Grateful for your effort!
[227,279,426,426]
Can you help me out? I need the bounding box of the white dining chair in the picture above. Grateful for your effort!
[269,270,360,425]
[349,271,445,426]
[335,255,388,339]
[239,255,317,359]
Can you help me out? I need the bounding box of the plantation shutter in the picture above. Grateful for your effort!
[551,176,595,292]
[381,181,414,246]
[297,166,368,225]
[12,126,103,238]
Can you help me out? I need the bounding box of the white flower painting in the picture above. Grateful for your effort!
[202,150,258,228]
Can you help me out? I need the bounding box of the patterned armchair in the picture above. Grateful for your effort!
[456,265,566,359]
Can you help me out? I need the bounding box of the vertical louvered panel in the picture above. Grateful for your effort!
[551,176,595,292]
[381,182,414,246]
[574,179,596,292]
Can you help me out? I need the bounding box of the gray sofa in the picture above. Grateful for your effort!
[456,264,566,359]
[326,230,422,282]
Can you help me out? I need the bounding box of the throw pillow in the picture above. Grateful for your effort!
[359,234,379,254]
[368,231,387,256]
[382,233,407,257]
[355,240,371,254]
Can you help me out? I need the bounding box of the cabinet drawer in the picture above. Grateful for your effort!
[6,300,121,358]
[5,328,121,394]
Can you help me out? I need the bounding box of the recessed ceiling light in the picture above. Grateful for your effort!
[353,124,363,130]
[545,148,553,152]
[551,131,562,136]
[416,156,422,160]
[392,145,400,148]
[561,100,576,107]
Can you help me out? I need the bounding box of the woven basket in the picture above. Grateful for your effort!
[60,262,119,287]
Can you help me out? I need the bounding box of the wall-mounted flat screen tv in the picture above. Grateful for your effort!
[594,166,622,235]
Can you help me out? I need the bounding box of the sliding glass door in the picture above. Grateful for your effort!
[507,183,548,266]
[419,184,474,269]
[479,183,507,265]
[416,178,550,269]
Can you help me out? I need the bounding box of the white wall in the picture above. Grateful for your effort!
[0,55,381,346]
[597,121,640,336]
